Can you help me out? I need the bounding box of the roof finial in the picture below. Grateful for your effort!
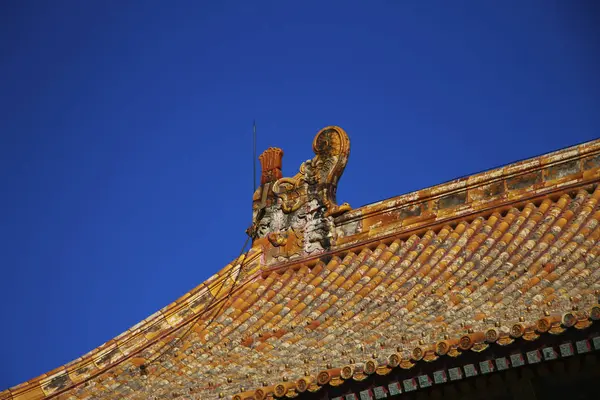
[250,126,352,264]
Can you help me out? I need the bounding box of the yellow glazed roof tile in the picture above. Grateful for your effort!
[3,127,600,400]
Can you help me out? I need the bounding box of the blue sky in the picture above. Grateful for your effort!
[0,0,598,390]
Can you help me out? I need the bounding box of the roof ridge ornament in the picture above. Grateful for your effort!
[249,126,352,265]
[258,147,284,185]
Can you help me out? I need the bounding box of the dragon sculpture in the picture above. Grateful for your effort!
[249,126,352,265]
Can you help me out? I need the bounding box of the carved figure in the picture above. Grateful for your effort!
[249,126,352,265]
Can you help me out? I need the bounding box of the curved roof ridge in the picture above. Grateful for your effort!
[1,248,264,399]
[3,132,600,400]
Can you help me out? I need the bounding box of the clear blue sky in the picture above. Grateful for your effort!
[1,0,598,390]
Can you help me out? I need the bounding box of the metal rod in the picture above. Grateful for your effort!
[253,120,257,192]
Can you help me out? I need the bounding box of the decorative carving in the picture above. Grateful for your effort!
[435,341,449,355]
[411,346,424,361]
[364,360,376,375]
[536,318,551,333]
[254,388,266,400]
[341,365,354,379]
[317,370,331,385]
[510,323,525,338]
[296,377,310,392]
[458,335,472,350]
[259,148,284,185]
[562,312,576,327]
[249,126,352,265]
[484,328,499,342]
[274,383,287,397]
[387,353,400,367]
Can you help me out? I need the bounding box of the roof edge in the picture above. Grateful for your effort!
[233,310,600,400]
[332,138,600,243]
[0,248,265,399]
[338,138,600,224]
[256,137,600,276]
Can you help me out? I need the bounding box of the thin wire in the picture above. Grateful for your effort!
[146,235,251,365]
[144,124,264,370]
[146,235,252,366]
[253,120,257,193]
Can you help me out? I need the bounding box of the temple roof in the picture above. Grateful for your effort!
[2,127,600,400]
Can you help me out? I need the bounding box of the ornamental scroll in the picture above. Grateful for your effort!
[249,126,352,265]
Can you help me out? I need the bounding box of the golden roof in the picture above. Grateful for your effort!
[2,126,600,400]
